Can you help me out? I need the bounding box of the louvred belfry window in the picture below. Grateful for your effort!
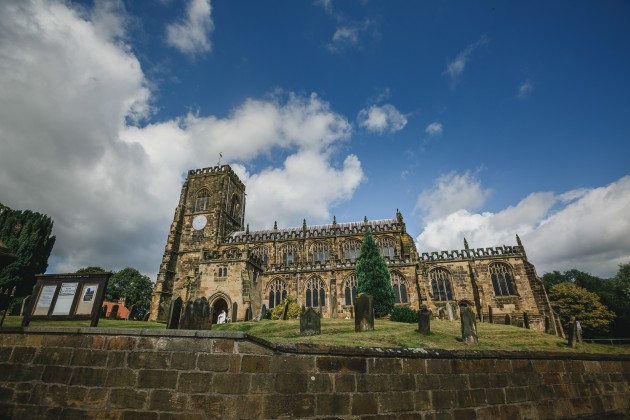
[194,188,211,213]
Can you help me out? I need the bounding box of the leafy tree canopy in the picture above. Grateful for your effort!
[75,266,107,274]
[548,282,615,337]
[105,267,153,317]
[355,229,394,318]
[0,205,56,296]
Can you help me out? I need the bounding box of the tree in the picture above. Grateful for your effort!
[355,229,394,318]
[76,266,107,274]
[548,282,615,337]
[0,205,56,297]
[105,267,153,318]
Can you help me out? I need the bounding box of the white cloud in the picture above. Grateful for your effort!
[443,35,488,86]
[425,122,443,136]
[165,0,213,56]
[517,81,533,99]
[357,104,407,134]
[0,0,363,279]
[416,174,630,278]
[415,172,492,221]
[317,0,377,54]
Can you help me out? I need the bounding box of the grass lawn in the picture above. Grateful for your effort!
[3,315,628,354]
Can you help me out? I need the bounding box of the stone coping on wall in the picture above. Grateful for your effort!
[2,326,629,362]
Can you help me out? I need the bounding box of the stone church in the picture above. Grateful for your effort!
[149,165,560,334]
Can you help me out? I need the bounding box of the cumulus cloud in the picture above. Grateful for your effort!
[0,0,363,278]
[357,104,407,134]
[443,35,488,87]
[165,0,213,56]
[425,122,443,136]
[415,172,492,221]
[517,80,533,99]
[415,174,630,278]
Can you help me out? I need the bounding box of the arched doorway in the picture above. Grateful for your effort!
[212,298,229,324]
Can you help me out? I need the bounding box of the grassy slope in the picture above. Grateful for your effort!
[3,316,628,354]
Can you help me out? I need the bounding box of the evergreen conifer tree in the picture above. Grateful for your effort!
[0,205,56,296]
[355,229,394,317]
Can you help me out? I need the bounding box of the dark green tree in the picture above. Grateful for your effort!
[541,271,570,290]
[0,205,56,296]
[76,266,107,274]
[105,267,153,317]
[548,282,615,337]
[355,229,394,318]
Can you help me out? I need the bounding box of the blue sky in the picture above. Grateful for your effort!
[0,0,629,279]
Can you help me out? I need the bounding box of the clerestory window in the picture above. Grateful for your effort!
[305,276,326,308]
[268,278,288,309]
[390,271,409,304]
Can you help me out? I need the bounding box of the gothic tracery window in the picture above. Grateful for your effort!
[281,244,297,265]
[267,278,288,309]
[343,274,358,305]
[378,237,396,259]
[430,268,453,301]
[390,271,409,304]
[311,242,330,263]
[252,246,269,265]
[342,241,361,261]
[230,194,241,218]
[489,262,516,297]
[305,276,326,308]
[194,188,211,213]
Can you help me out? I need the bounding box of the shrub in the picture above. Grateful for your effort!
[390,306,418,323]
[271,297,301,320]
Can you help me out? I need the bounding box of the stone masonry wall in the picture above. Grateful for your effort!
[1,328,629,419]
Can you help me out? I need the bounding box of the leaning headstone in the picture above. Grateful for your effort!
[167,297,183,329]
[576,320,583,343]
[544,316,550,333]
[198,297,212,330]
[504,314,511,325]
[256,304,268,321]
[300,307,321,336]
[245,305,252,321]
[568,317,578,348]
[179,300,194,329]
[487,306,493,324]
[354,293,374,332]
[460,304,478,345]
[231,302,238,323]
[282,301,290,320]
[143,312,150,321]
[110,305,119,320]
[20,296,31,317]
[523,312,530,329]
[418,305,431,335]
[446,303,455,321]
[158,298,171,322]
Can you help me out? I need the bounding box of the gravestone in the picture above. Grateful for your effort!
[504,314,511,325]
[256,304,268,321]
[158,298,171,322]
[331,292,337,318]
[437,307,445,320]
[568,317,578,348]
[544,316,550,333]
[20,295,31,316]
[487,306,493,324]
[109,305,119,320]
[167,297,183,329]
[245,305,252,321]
[300,307,321,336]
[523,312,530,329]
[446,303,455,321]
[143,312,150,321]
[418,305,431,335]
[179,300,194,329]
[349,306,354,319]
[100,306,107,319]
[460,304,478,345]
[180,298,212,330]
[576,320,583,343]
[354,293,374,332]
[231,302,238,323]
[282,301,290,320]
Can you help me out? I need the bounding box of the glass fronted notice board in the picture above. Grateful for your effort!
[22,273,112,327]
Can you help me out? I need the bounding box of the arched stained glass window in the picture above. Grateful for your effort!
[390,271,410,304]
[342,241,361,261]
[378,237,396,259]
[281,244,297,265]
[194,188,211,213]
[311,242,330,263]
[489,262,516,296]
[305,277,326,308]
[267,278,288,309]
[430,268,453,301]
[252,246,269,265]
[343,274,358,305]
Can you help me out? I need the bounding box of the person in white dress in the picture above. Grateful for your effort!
[217,309,227,324]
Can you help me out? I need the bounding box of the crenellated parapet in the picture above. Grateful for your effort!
[419,245,524,262]
[187,165,245,190]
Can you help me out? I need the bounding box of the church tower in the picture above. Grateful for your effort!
[149,165,246,321]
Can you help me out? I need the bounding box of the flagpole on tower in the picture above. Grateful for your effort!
[218,152,223,166]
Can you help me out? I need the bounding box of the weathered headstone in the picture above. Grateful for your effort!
[245,305,252,321]
[179,300,194,329]
[418,305,431,335]
[331,292,337,318]
[523,312,530,329]
[100,306,107,319]
[157,298,171,322]
[504,314,511,325]
[282,300,290,320]
[300,307,321,336]
[231,302,238,323]
[198,297,212,330]
[354,293,374,332]
[180,297,212,330]
[460,304,478,345]
[568,317,578,348]
[143,312,150,321]
[349,306,354,319]
[446,303,455,321]
[256,304,268,321]
[487,306,493,324]
[167,297,183,329]
[544,316,550,333]
[437,307,445,320]
[20,295,31,317]
[109,305,119,320]
[576,320,583,343]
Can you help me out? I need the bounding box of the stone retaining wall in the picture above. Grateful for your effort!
[1,327,629,419]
